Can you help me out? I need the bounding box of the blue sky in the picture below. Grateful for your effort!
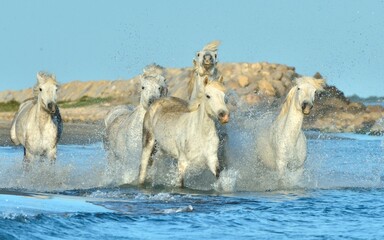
[0,0,383,97]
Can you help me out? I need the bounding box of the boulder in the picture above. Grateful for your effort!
[238,75,249,87]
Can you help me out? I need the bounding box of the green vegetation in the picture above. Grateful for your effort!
[0,100,20,112]
[58,96,112,108]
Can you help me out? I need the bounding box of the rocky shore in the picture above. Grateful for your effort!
[0,62,383,138]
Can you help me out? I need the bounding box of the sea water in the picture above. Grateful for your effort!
[0,130,383,239]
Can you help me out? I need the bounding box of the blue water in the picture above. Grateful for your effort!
[0,133,383,239]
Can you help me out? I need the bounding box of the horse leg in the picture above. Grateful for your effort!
[216,122,228,172]
[139,128,155,185]
[46,148,57,164]
[23,148,33,171]
[177,155,188,188]
[276,159,286,188]
[207,154,220,179]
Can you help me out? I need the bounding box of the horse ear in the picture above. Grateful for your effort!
[204,76,209,86]
[218,76,224,83]
[37,72,45,84]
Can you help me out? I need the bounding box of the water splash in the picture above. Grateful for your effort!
[1,106,383,193]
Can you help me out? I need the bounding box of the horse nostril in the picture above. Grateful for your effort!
[204,53,213,61]
[160,87,168,96]
[148,97,156,106]
[219,111,229,119]
[218,111,229,124]
[302,102,312,110]
[47,102,56,113]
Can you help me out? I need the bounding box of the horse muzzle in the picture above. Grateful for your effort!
[302,102,313,115]
[202,53,214,70]
[47,102,57,114]
[218,111,230,124]
[161,86,168,97]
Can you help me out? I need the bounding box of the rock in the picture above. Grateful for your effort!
[271,71,283,81]
[347,102,366,112]
[271,80,285,97]
[238,75,249,87]
[251,63,262,71]
[257,80,275,96]
[370,118,384,135]
[367,105,384,113]
[243,93,261,105]
[1,62,383,135]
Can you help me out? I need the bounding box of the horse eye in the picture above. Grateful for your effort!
[297,87,300,90]
[197,53,200,57]
[39,88,42,91]
[142,86,145,90]
[206,94,211,99]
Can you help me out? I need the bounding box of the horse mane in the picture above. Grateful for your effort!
[277,86,297,119]
[277,76,326,119]
[202,40,221,52]
[187,85,203,111]
[187,79,226,111]
[208,80,226,92]
[141,63,167,87]
[187,70,196,98]
[295,77,326,91]
[142,63,164,77]
[33,71,58,98]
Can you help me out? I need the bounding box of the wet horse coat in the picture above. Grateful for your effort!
[139,77,229,187]
[255,77,325,185]
[10,72,62,162]
[104,68,167,183]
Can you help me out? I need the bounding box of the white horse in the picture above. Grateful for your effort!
[104,64,166,128]
[103,68,167,183]
[184,41,229,171]
[139,76,229,187]
[173,40,221,101]
[255,77,325,185]
[10,72,62,163]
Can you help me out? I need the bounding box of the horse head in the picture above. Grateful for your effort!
[291,77,326,115]
[200,76,229,124]
[140,71,168,110]
[34,72,59,114]
[193,40,220,76]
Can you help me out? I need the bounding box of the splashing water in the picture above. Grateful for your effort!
[0,106,383,193]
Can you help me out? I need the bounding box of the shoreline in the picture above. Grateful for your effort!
[0,120,104,146]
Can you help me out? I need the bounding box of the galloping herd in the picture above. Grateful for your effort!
[10,41,325,188]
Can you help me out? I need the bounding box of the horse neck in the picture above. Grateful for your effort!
[189,74,203,100]
[140,94,148,109]
[34,100,52,127]
[189,69,218,100]
[187,100,215,134]
[273,99,303,144]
